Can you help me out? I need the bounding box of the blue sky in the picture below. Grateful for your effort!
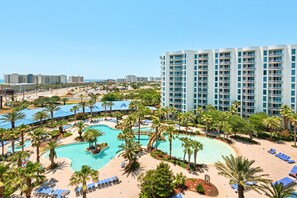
[0,0,297,79]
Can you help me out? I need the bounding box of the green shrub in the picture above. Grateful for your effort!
[49,130,60,137]
[196,184,205,194]
[63,132,72,138]
[230,135,259,144]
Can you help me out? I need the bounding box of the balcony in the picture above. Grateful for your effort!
[220,61,231,65]
[243,54,256,58]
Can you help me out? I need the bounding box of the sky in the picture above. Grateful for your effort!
[0,0,297,79]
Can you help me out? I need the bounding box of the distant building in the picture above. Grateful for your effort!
[137,77,148,82]
[126,75,138,82]
[149,77,161,82]
[116,78,126,82]
[68,76,84,83]
[4,73,67,84]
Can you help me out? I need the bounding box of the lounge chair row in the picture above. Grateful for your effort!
[273,177,295,189]
[75,176,120,196]
[268,148,295,164]
[35,187,70,198]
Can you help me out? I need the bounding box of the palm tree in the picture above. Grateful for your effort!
[280,105,292,130]
[192,140,203,166]
[113,112,123,126]
[263,116,282,140]
[169,106,177,122]
[215,155,270,198]
[0,110,25,128]
[135,105,150,143]
[151,118,161,149]
[290,113,297,147]
[0,129,7,155]
[69,165,98,198]
[90,94,98,103]
[45,141,59,169]
[187,145,193,169]
[7,129,19,153]
[12,161,45,198]
[118,138,141,168]
[61,98,69,105]
[17,124,30,151]
[123,114,137,131]
[7,151,30,167]
[173,172,187,189]
[265,183,295,198]
[56,119,68,135]
[88,100,96,120]
[75,121,86,140]
[201,114,213,134]
[184,111,196,132]
[70,105,80,123]
[83,128,103,152]
[164,125,177,158]
[222,122,232,140]
[107,101,114,115]
[79,94,84,102]
[44,104,61,123]
[29,128,47,163]
[33,111,48,126]
[101,101,108,119]
[179,137,190,161]
[79,101,87,115]
[0,162,9,197]
[177,112,185,132]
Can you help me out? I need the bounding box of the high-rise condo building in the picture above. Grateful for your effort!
[68,76,84,83]
[160,44,297,116]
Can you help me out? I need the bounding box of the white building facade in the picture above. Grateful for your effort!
[161,44,297,116]
[4,73,67,85]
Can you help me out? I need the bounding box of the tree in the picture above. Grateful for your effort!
[0,129,7,155]
[61,98,69,105]
[151,118,161,149]
[179,137,191,161]
[33,111,48,126]
[117,127,134,145]
[280,105,292,130]
[6,129,19,153]
[215,155,270,198]
[70,105,80,123]
[79,101,87,115]
[45,141,59,169]
[75,121,86,140]
[79,94,84,102]
[265,183,295,198]
[29,128,47,162]
[83,128,103,152]
[230,101,240,115]
[113,112,123,126]
[101,101,108,119]
[138,162,175,198]
[186,143,193,169]
[107,101,114,115]
[201,114,213,134]
[184,111,196,132]
[44,104,61,123]
[0,162,9,197]
[7,151,30,167]
[263,116,282,140]
[17,124,30,151]
[0,110,25,128]
[164,125,177,158]
[248,112,268,133]
[69,165,99,198]
[118,138,141,170]
[192,140,203,166]
[56,119,68,135]
[173,172,187,189]
[87,100,96,120]
[12,161,45,198]
[290,113,297,147]
[135,105,150,143]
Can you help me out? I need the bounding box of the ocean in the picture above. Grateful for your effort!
[0,79,3,84]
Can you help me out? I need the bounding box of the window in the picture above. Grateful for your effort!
[292,84,295,89]
[238,64,241,69]
[291,97,295,103]
[263,90,267,95]
[194,54,197,59]
[264,57,267,62]
[238,96,241,100]
[238,71,241,75]
[264,63,267,69]
[291,91,295,96]
[292,70,296,75]
[238,89,241,94]
[263,96,267,101]
[293,63,296,69]
[215,59,218,64]
[238,77,241,81]
[238,83,241,87]
[264,83,267,88]
[293,56,296,61]
[292,77,296,82]
[264,50,267,56]
[215,53,218,58]
[264,77,267,82]
[263,70,267,75]
[293,49,296,55]
[215,65,218,69]
[238,58,241,63]
[263,103,266,108]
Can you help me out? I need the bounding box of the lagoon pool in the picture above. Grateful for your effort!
[53,125,235,171]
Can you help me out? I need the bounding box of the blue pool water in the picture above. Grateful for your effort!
[8,139,31,152]
[53,125,235,171]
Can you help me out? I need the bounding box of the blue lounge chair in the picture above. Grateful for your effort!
[268,148,276,154]
[172,193,183,198]
[289,159,296,164]
[273,177,295,189]
[121,162,125,168]
[37,187,53,196]
[75,186,82,196]
[231,181,256,192]
[97,180,103,188]
[87,183,95,191]
[111,176,119,183]
[276,152,283,157]
[289,166,297,178]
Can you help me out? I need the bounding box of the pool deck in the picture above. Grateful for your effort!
[8,120,297,197]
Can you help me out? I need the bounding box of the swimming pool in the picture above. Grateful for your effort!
[53,125,235,171]
[8,139,31,152]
